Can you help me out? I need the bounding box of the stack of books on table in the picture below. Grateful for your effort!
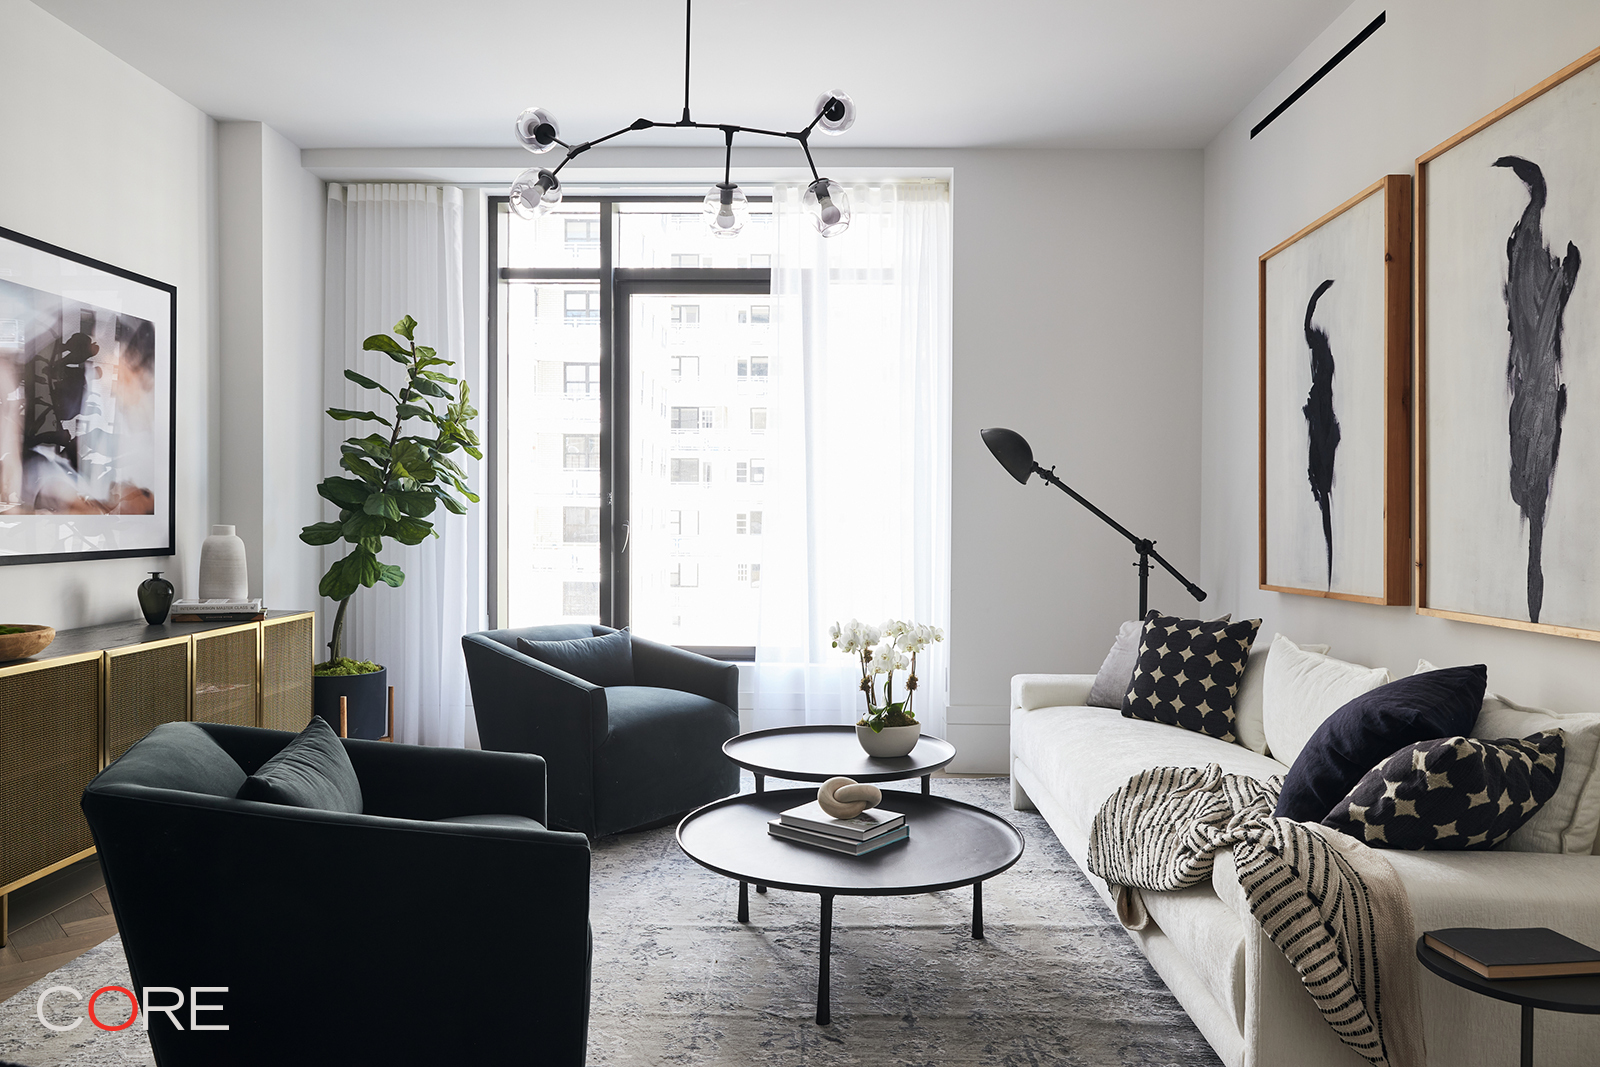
[171,598,265,623]
[768,800,909,855]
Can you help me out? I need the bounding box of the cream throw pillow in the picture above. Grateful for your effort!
[1417,658,1600,854]
[1233,637,1329,755]
[1261,634,1391,768]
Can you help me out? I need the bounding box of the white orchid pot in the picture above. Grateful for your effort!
[856,722,921,758]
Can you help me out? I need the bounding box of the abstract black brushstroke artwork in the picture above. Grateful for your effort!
[1493,155,1580,624]
[1303,279,1341,588]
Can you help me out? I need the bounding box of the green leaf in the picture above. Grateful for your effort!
[393,315,417,341]
[352,434,392,462]
[359,535,383,554]
[340,454,385,485]
[317,477,373,509]
[343,369,396,398]
[318,551,367,601]
[342,512,387,540]
[327,407,391,426]
[395,490,437,517]
[355,549,385,588]
[419,370,458,384]
[298,521,344,546]
[410,378,449,399]
[392,517,433,544]
[364,333,407,356]
[437,490,468,515]
[378,563,406,588]
[395,403,436,423]
[364,492,401,520]
[390,440,435,482]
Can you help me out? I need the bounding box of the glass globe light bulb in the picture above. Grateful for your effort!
[509,167,562,220]
[514,107,561,153]
[812,90,857,135]
[802,178,851,237]
[702,182,749,238]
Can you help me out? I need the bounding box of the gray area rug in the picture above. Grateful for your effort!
[0,775,1221,1066]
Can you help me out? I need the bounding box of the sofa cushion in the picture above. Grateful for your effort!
[1087,619,1143,709]
[519,630,635,687]
[1275,664,1486,822]
[1417,659,1600,855]
[1232,637,1328,755]
[1013,705,1288,844]
[1261,634,1391,767]
[1137,882,1248,1032]
[1322,731,1564,849]
[1122,613,1261,742]
[237,715,363,813]
[433,813,546,831]
[99,721,248,798]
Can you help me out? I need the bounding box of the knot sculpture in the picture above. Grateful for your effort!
[816,776,883,819]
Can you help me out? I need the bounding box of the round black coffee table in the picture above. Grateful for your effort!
[1416,936,1600,1066]
[723,725,958,795]
[677,787,1024,1025]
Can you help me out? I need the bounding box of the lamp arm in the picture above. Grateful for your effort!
[1032,464,1207,604]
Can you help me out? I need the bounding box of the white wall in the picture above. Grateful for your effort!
[0,0,216,627]
[1203,0,1600,709]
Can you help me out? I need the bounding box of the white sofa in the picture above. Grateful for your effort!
[1009,670,1600,1067]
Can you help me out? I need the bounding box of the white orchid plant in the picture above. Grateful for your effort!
[829,618,945,732]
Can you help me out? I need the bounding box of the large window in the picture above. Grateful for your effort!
[493,198,773,653]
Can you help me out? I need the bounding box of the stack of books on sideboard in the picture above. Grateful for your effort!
[769,800,908,855]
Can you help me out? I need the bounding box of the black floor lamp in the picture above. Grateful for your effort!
[981,427,1207,619]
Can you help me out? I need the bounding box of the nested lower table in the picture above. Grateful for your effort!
[677,788,1024,1025]
[1416,937,1600,1066]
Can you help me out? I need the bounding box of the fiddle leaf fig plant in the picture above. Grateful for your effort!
[300,315,481,670]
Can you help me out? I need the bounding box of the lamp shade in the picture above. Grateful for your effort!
[981,427,1036,485]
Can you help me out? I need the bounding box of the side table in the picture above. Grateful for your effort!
[1415,935,1600,1066]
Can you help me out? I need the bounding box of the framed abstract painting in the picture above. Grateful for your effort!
[0,225,176,565]
[1259,174,1412,604]
[1418,45,1600,640]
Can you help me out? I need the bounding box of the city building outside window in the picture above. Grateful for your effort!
[671,304,701,325]
[564,290,599,323]
[670,355,699,381]
[564,434,599,469]
[565,362,599,396]
[563,581,599,616]
[671,406,700,430]
[669,563,699,587]
[564,218,600,248]
[749,407,767,431]
[563,506,599,543]
[670,458,702,484]
[670,254,700,268]
[737,357,769,380]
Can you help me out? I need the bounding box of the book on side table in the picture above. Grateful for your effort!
[1424,927,1600,979]
[768,800,909,855]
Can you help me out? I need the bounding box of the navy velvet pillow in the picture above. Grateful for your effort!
[518,630,635,687]
[237,714,363,813]
[1274,664,1487,822]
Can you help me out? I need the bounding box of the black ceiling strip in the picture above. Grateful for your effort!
[1251,11,1386,139]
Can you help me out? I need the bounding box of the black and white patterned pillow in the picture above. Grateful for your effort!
[1321,731,1565,850]
[1120,612,1261,742]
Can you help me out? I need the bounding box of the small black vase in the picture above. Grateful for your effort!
[138,571,174,625]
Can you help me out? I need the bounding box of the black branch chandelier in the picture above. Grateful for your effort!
[509,0,857,238]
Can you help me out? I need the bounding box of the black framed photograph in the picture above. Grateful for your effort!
[0,225,176,565]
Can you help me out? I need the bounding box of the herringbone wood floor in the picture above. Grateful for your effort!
[0,858,116,1004]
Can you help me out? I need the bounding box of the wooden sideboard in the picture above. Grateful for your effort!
[0,610,315,946]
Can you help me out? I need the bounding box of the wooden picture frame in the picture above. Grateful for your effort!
[0,225,177,565]
[1417,44,1600,641]
[1259,175,1412,604]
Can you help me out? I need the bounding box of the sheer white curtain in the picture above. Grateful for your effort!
[323,183,481,747]
[749,182,952,733]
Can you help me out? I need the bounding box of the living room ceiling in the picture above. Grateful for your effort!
[33,0,1349,150]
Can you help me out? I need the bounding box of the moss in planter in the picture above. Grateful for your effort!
[314,657,382,677]
[0,625,28,635]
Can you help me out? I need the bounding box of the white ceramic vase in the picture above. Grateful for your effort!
[198,524,249,599]
[855,722,921,758]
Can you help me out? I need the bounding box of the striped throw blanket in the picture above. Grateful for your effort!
[1087,764,1424,1067]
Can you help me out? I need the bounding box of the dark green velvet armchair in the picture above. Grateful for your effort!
[462,625,740,838]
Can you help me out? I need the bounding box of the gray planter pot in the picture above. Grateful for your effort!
[313,667,388,740]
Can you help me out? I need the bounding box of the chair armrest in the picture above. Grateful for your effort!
[343,739,549,824]
[463,633,609,752]
[630,634,739,711]
[1011,673,1098,712]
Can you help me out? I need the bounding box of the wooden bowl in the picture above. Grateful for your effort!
[0,624,56,662]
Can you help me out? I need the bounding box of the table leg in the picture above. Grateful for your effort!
[922,774,931,795]
[816,893,834,1025]
[1521,1004,1533,1067]
[738,881,749,924]
[972,880,984,939]
[753,775,768,893]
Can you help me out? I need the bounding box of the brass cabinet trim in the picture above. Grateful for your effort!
[0,847,99,898]
[0,649,104,679]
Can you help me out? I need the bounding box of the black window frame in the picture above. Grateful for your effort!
[489,195,771,661]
